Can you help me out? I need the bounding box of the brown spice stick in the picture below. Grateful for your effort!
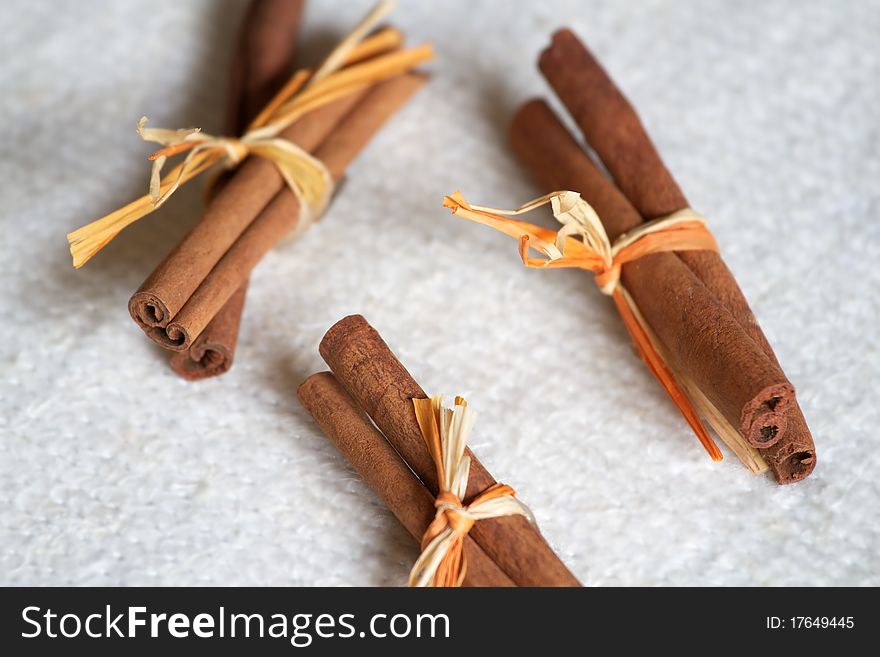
[538,29,815,482]
[128,89,366,338]
[319,315,580,587]
[176,23,407,380]
[170,0,304,380]
[169,282,248,380]
[297,372,515,587]
[509,100,791,452]
[162,73,426,351]
[234,0,307,128]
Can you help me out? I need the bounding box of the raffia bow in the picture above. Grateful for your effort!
[67,0,433,268]
[408,396,534,587]
[134,115,332,223]
[443,190,724,461]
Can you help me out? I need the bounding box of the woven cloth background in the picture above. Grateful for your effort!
[1,0,878,586]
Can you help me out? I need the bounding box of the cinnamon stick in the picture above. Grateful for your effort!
[128,31,405,340]
[169,282,247,380]
[170,0,304,380]
[235,0,307,128]
[129,88,364,342]
[319,315,580,587]
[509,100,791,453]
[162,73,426,351]
[297,372,515,587]
[538,29,815,482]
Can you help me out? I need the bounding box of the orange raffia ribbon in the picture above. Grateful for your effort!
[66,0,434,268]
[409,396,534,587]
[443,190,724,462]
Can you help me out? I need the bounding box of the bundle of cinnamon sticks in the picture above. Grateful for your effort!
[456,30,816,484]
[70,0,430,380]
[298,315,580,586]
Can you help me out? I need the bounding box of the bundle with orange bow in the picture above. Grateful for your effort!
[298,314,580,587]
[443,27,816,484]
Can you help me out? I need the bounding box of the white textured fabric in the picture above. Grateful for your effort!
[1,0,878,586]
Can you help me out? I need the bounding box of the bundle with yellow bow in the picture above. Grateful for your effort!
[67,0,428,269]
[65,1,433,376]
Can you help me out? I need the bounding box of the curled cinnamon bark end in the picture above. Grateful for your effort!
[169,343,233,380]
[129,291,171,330]
[761,403,816,483]
[751,414,784,446]
[169,282,247,380]
[154,323,189,351]
[742,383,793,448]
[763,440,817,484]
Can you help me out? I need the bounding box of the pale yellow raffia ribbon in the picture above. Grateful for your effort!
[444,190,725,462]
[408,396,535,588]
[67,0,434,268]
[134,115,331,224]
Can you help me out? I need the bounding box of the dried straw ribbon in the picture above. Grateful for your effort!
[67,0,433,268]
[409,396,534,587]
[443,190,767,467]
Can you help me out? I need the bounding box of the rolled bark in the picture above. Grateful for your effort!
[319,314,580,587]
[297,372,515,587]
[162,74,427,351]
[169,282,247,380]
[509,100,791,450]
[538,29,815,482]
[129,89,364,339]
[235,0,307,127]
[170,0,305,380]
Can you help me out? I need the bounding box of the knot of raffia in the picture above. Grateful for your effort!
[135,116,333,227]
[443,190,725,462]
[67,0,434,268]
[142,112,335,215]
[431,491,476,537]
[408,396,534,587]
[443,190,717,296]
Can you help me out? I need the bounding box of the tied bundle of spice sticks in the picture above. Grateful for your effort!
[446,30,815,484]
[67,0,432,379]
[298,315,580,586]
